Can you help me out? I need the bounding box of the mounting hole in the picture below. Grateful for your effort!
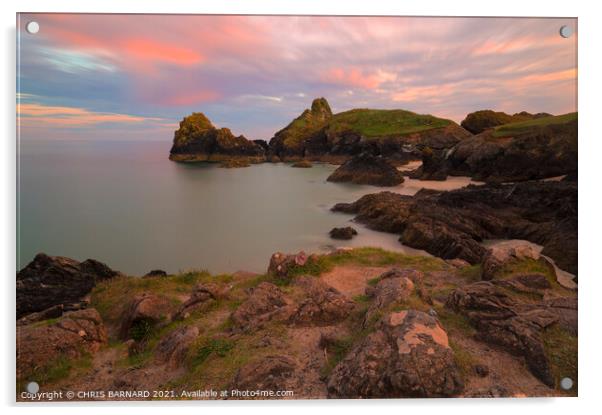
[560,377,573,390]
[559,25,573,38]
[26,381,39,394]
[26,21,40,34]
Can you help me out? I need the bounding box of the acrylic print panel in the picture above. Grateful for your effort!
[16,13,577,401]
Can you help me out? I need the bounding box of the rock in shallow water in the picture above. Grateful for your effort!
[327,153,404,186]
[328,226,358,240]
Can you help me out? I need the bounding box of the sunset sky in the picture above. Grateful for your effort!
[17,14,577,141]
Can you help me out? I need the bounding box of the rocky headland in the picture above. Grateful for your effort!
[460,110,552,134]
[410,113,577,182]
[16,245,577,400]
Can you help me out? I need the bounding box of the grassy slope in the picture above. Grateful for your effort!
[25,248,576,397]
[281,108,453,148]
[492,112,577,137]
[327,109,452,138]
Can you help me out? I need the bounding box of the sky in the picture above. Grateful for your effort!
[17,14,577,141]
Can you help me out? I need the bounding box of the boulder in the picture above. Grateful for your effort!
[17,304,64,326]
[481,243,541,281]
[328,226,358,240]
[290,277,355,325]
[231,355,298,394]
[327,153,404,186]
[119,293,172,340]
[364,270,416,325]
[327,310,463,398]
[267,251,307,279]
[169,112,266,165]
[17,253,120,319]
[155,326,200,369]
[230,282,293,331]
[17,308,107,379]
[173,282,226,320]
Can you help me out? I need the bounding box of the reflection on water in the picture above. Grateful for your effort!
[19,141,479,275]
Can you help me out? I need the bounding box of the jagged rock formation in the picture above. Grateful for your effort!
[327,152,404,186]
[446,280,577,386]
[461,110,552,134]
[411,113,577,182]
[17,253,120,319]
[169,112,266,165]
[332,180,577,276]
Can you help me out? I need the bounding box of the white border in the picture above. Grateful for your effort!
[2,1,601,414]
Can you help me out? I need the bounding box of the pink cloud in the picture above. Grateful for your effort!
[18,103,163,126]
[159,90,221,106]
[322,68,387,90]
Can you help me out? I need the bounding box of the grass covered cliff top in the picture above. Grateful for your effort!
[276,98,454,148]
[492,112,578,137]
[327,108,453,138]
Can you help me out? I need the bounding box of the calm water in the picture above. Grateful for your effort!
[18,140,479,275]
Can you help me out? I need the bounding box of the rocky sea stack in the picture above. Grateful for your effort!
[169,112,266,166]
[327,153,404,186]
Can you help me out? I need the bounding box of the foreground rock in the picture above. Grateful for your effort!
[17,308,107,379]
[119,293,172,339]
[155,326,199,369]
[267,251,308,280]
[230,282,294,331]
[173,282,225,320]
[231,355,299,396]
[327,310,463,398]
[291,277,355,325]
[329,226,357,240]
[446,280,577,386]
[17,253,120,319]
[332,180,577,276]
[169,112,266,165]
[460,110,551,134]
[364,268,422,324]
[327,153,404,186]
[411,113,577,182]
